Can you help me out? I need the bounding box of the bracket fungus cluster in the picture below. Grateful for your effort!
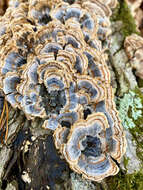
[125,34,143,79]
[0,0,126,181]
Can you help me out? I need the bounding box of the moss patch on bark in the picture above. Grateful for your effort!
[111,0,140,38]
[107,169,143,190]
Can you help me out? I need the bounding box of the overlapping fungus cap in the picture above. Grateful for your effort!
[124,34,143,79]
[0,0,126,181]
[54,86,126,181]
[79,0,118,39]
[28,0,63,25]
[50,2,98,41]
[97,86,126,161]
[0,16,108,122]
[54,113,122,181]
[50,0,116,41]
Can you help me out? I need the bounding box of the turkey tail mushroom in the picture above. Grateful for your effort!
[125,34,143,79]
[54,112,123,181]
[0,0,126,181]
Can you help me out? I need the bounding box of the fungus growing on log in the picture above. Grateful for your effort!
[54,113,120,181]
[0,0,126,182]
[125,34,143,79]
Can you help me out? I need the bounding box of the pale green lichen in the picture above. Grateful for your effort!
[118,90,143,129]
[117,89,143,162]
[117,88,143,165]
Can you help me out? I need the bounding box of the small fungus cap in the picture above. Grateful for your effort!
[124,34,143,79]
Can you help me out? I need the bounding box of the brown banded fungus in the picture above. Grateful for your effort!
[54,113,120,181]
[125,34,143,79]
[0,0,126,182]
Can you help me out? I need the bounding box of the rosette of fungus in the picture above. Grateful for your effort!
[54,113,121,181]
[50,0,113,42]
[61,0,117,40]
[0,0,126,182]
[54,86,126,181]
[124,34,143,79]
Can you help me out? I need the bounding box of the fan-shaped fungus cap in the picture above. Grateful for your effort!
[2,72,20,108]
[54,113,120,181]
[124,34,143,79]
[80,0,112,40]
[124,34,143,58]
[28,0,54,25]
[50,2,98,41]
[54,126,70,150]
[0,47,26,75]
[77,75,105,103]
[94,86,126,162]
[42,104,83,130]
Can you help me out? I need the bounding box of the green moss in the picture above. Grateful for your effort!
[106,155,143,190]
[137,78,143,88]
[107,3,143,189]
[107,169,143,190]
[111,0,140,38]
[123,156,130,171]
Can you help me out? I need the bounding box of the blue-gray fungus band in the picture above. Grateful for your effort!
[0,0,126,181]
